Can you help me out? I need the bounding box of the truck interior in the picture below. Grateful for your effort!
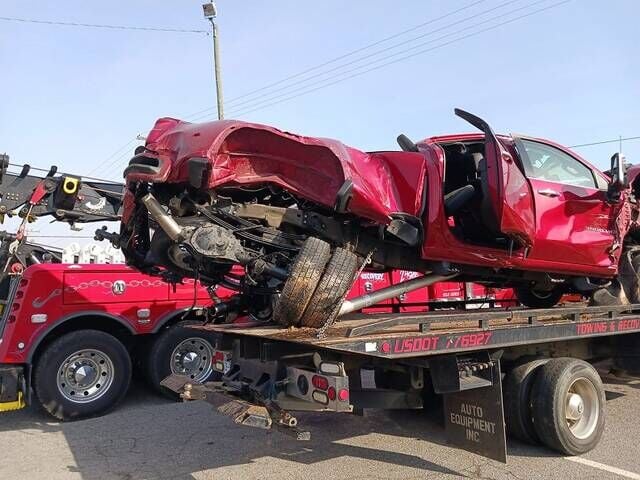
[440,140,512,250]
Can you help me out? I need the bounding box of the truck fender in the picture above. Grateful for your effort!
[26,311,137,363]
[150,307,200,334]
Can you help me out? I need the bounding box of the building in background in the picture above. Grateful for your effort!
[61,243,124,264]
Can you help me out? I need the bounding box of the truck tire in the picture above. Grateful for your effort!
[33,330,131,421]
[273,237,331,327]
[146,322,219,399]
[299,247,359,328]
[530,358,606,455]
[515,286,563,309]
[503,358,549,444]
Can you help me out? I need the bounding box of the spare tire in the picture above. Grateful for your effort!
[273,237,331,327]
[299,247,359,328]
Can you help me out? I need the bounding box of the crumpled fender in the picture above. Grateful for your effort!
[127,118,427,224]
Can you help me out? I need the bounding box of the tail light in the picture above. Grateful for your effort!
[211,349,232,373]
[312,375,329,391]
[286,364,350,412]
[327,387,336,401]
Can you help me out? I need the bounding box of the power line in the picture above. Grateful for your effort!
[87,137,139,177]
[569,136,640,149]
[89,143,141,181]
[94,154,133,180]
[221,0,523,113]
[215,0,570,120]
[0,16,207,34]
[183,0,490,119]
[78,0,568,174]
[209,0,562,119]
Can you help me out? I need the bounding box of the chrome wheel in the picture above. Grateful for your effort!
[57,349,115,403]
[170,337,214,382]
[565,377,600,439]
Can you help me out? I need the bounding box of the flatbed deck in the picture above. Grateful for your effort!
[197,303,640,359]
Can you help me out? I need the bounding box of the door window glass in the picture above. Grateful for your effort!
[520,140,596,188]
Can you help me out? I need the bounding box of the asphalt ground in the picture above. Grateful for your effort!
[1,372,639,480]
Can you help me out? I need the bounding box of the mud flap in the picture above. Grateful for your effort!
[0,391,25,412]
[0,366,26,413]
[431,354,507,463]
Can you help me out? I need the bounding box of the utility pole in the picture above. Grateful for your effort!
[203,2,224,120]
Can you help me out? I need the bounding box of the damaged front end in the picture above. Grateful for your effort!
[119,182,306,321]
[117,117,431,324]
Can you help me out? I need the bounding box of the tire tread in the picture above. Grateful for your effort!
[299,248,359,328]
[503,358,548,444]
[531,357,605,455]
[273,237,331,327]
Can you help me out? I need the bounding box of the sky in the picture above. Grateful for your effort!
[0,0,639,247]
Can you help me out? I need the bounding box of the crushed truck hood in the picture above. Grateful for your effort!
[125,118,427,224]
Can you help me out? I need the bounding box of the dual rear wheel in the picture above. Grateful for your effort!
[503,357,605,455]
[144,322,219,398]
[274,237,360,328]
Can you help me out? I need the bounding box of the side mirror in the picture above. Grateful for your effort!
[609,152,628,190]
[608,153,628,202]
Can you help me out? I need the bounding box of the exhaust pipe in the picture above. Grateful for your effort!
[141,193,184,242]
[338,273,457,316]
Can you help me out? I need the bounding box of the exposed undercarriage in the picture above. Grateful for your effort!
[120,181,438,326]
[118,177,640,328]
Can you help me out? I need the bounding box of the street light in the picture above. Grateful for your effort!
[203,1,224,120]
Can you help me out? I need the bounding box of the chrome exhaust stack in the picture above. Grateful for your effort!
[141,193,184,242]
[338,273,458,317]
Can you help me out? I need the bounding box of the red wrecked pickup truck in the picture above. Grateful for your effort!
[118,108,635,329]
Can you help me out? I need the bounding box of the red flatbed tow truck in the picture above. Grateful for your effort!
[161,298,640,463]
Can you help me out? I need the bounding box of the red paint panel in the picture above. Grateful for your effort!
[169,278,212,301]
[63,272,169,304]
[1,264,228,365]
[391,270,429,312]
[359,271,393,313]
[527,178,615,268]
[126,118,428,225]
[493,288,517,308]
[429,282,464,303]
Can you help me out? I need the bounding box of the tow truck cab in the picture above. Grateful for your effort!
[0,263,217,418]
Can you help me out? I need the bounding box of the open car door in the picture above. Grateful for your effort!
[454,108,536,248]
